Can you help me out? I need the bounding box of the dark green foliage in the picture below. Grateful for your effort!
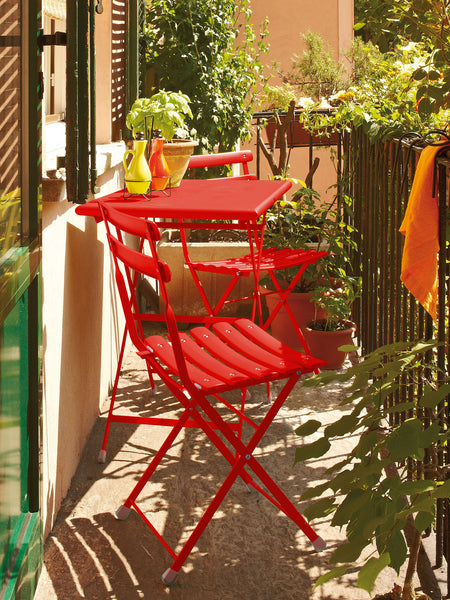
[296,340,450,597]
[284,31,347,100]
[354,0,450,115]
[144,0,268,155]
[261,187,360,330]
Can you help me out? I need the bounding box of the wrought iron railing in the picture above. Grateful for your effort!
[344,127,450,597]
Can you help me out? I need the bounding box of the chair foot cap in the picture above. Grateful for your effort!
[115,505,131,520]
[98,449,107,463]
[245,481,257,493]
[312,536,327,552]
[162,568,179,586]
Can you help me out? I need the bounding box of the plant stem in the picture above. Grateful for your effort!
[402,526,421,600]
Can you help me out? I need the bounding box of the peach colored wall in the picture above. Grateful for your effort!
[249,0,354,78]
[247,0,354,198]
[41,156,126,539]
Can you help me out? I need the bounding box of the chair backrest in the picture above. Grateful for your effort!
[187,150,256,179]
[99,203,177,352]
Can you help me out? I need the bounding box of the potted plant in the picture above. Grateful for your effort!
[260,186,359,354]
[125,90,198,187]
[259,85,338,153]
[302,272,360,369]
[295,339,449,599]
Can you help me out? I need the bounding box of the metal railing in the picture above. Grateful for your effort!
[343,127,450,597]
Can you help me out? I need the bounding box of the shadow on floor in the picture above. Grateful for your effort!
[35,351,398,600]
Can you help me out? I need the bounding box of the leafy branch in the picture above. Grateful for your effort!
[296,340,449,599]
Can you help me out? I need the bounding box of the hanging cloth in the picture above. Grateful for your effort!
[399,142,446,321]
[43,0,66,21]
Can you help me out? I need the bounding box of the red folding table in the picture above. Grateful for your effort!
[75,179,324,330]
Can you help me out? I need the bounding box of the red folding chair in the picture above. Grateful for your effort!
[97,152,282,463]
[184,150,327,359]
[100,202,327,585]
[98,154,326,462]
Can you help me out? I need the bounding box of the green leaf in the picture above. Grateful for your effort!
[398,479,436,496]
[330,539,363,564]
[303,496,337,520]
[417,96,433,116]
[315,566,349,587]
[360,498,394,540]
[383,529,407,574]
[433,479,450,499]
[428,70,442,81]
[302,371,346,388]
[325,413,359,437]
[352,429,380,459]
[422,420,441,447]
[415,510,435,534]
[295,437,331,463]
[353,22,366,31]
[339,344,358,352]
[331,488,367,527]
[386,418,424,461]
[386,401,415,414]
[419,384,450,409]
[295,419,322,437]
[357,554,391,594]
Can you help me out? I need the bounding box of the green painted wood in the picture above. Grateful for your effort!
[0,1,43,598]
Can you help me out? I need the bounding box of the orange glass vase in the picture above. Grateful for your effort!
[149,131,170,190]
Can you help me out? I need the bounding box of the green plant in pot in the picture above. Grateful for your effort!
[303,270,360,369]
[295,339,449,599]
[260,185,359,354]
[126,90,198,187]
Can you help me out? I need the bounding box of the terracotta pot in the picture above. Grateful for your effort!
[264,290,326,351]
[265,115,338,148]
[303,319,356,370]
[163,139,199,187]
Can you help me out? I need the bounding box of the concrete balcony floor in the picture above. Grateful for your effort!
[35,338,411,600]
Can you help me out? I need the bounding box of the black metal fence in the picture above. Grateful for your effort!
[343,127,450,597]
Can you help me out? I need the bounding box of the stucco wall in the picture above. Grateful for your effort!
[248,0,354,198]
[41,145,126,539]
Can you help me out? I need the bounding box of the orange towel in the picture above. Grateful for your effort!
[399,143,443,321]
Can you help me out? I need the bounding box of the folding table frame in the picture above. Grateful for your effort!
[100,202,327,584]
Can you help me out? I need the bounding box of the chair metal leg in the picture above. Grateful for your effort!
[159,377,323,582]
[98,326,128,463]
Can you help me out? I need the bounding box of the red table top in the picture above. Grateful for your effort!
[75,178,292,221]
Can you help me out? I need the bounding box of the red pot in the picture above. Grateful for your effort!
[303,320,357,370]
[265,115,338,148]
[264,290,326,351]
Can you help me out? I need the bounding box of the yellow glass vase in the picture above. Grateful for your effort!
[123,139,151,195]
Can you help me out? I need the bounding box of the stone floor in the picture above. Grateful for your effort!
[34,345,443,600]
